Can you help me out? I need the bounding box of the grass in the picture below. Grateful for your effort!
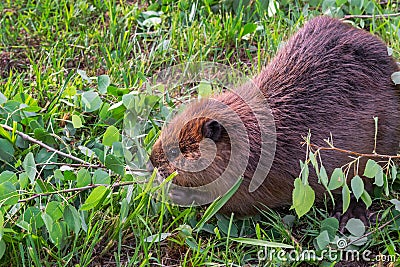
[1,0,400,266]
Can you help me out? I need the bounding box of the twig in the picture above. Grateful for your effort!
[36,162,105,168]
[0,124,99,166]
[342,13,400,20]
[18,180,141,203]
[306,143,400,159]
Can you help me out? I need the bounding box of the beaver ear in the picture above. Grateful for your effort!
[202,120,222,141]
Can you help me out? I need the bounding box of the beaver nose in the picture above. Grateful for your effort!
[146,161,154,172]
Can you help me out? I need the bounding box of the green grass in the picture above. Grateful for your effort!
[1,0,400,266]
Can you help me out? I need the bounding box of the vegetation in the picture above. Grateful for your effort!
[1,0,400,266]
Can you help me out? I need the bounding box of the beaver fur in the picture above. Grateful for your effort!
[149,16,400,219]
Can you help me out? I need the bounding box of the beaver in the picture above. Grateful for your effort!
[148,16,400,224]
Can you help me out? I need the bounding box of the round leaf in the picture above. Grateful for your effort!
[98,75,110,94]
[72,115,83,128]
[320,217,339,240]
[316,230,330,249]
[76,169,91,187]
[328,168,344,190]
[363,159,379,178]
[345,218,365,237]
[102,126,120,147]
[81,91,102,112]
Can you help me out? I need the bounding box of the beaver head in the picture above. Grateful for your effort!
[148,88,277,210]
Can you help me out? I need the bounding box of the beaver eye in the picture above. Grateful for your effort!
[167,148,179,159]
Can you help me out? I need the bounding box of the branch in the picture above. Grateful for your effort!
[36,162,105,169]
[307,143,400,159]
[342,13,400,20]
[0,124,101,166]
[18,181,141,203]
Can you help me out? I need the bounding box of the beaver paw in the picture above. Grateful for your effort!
[332,198,376,232]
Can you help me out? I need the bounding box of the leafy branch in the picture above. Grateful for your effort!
[18,180,141,203]
[306,142,400,159]
[0,123,101,166]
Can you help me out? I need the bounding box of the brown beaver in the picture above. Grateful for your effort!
[148,16,400,224]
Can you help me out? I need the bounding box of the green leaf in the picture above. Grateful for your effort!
[80,186,108,211]
[81,91,102,112]
[336,0,347,5]
[0,240,5,260]
[363,159,379,178]
[351,175,364,201]
[242,23,257,36]
[71,115,83,128]
[291,177,315,218]
[105,154,125,176]
[300,160,309,184]
[0,171,17,184]
[0,182,18,206]
[49,221,65,249]
[76,169,91,187]
[122,94,136,110]
[42,213,66,248]
[45,201,64,221]
[217,215,238,237]
[374,167,384,187]
[198,80,212,98]
[316,230,330,249]
[345,218,365,237]
[319,165,328,187]
[320,217,339,240]
[102,125,120,146]
[342,184,351,213]
[360,190,372,208]
[0,138,14,162]
[98,75,110,94]
[309,152,317,169]
[21,207,44,230]
[328,168,344,190]
[41,212,54,234]
[18,172,29,189]
[64,205,81,234]
[93,169,110,185]
[391,164,397,182]
[22,152,36,183]
[231,237,293,249]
